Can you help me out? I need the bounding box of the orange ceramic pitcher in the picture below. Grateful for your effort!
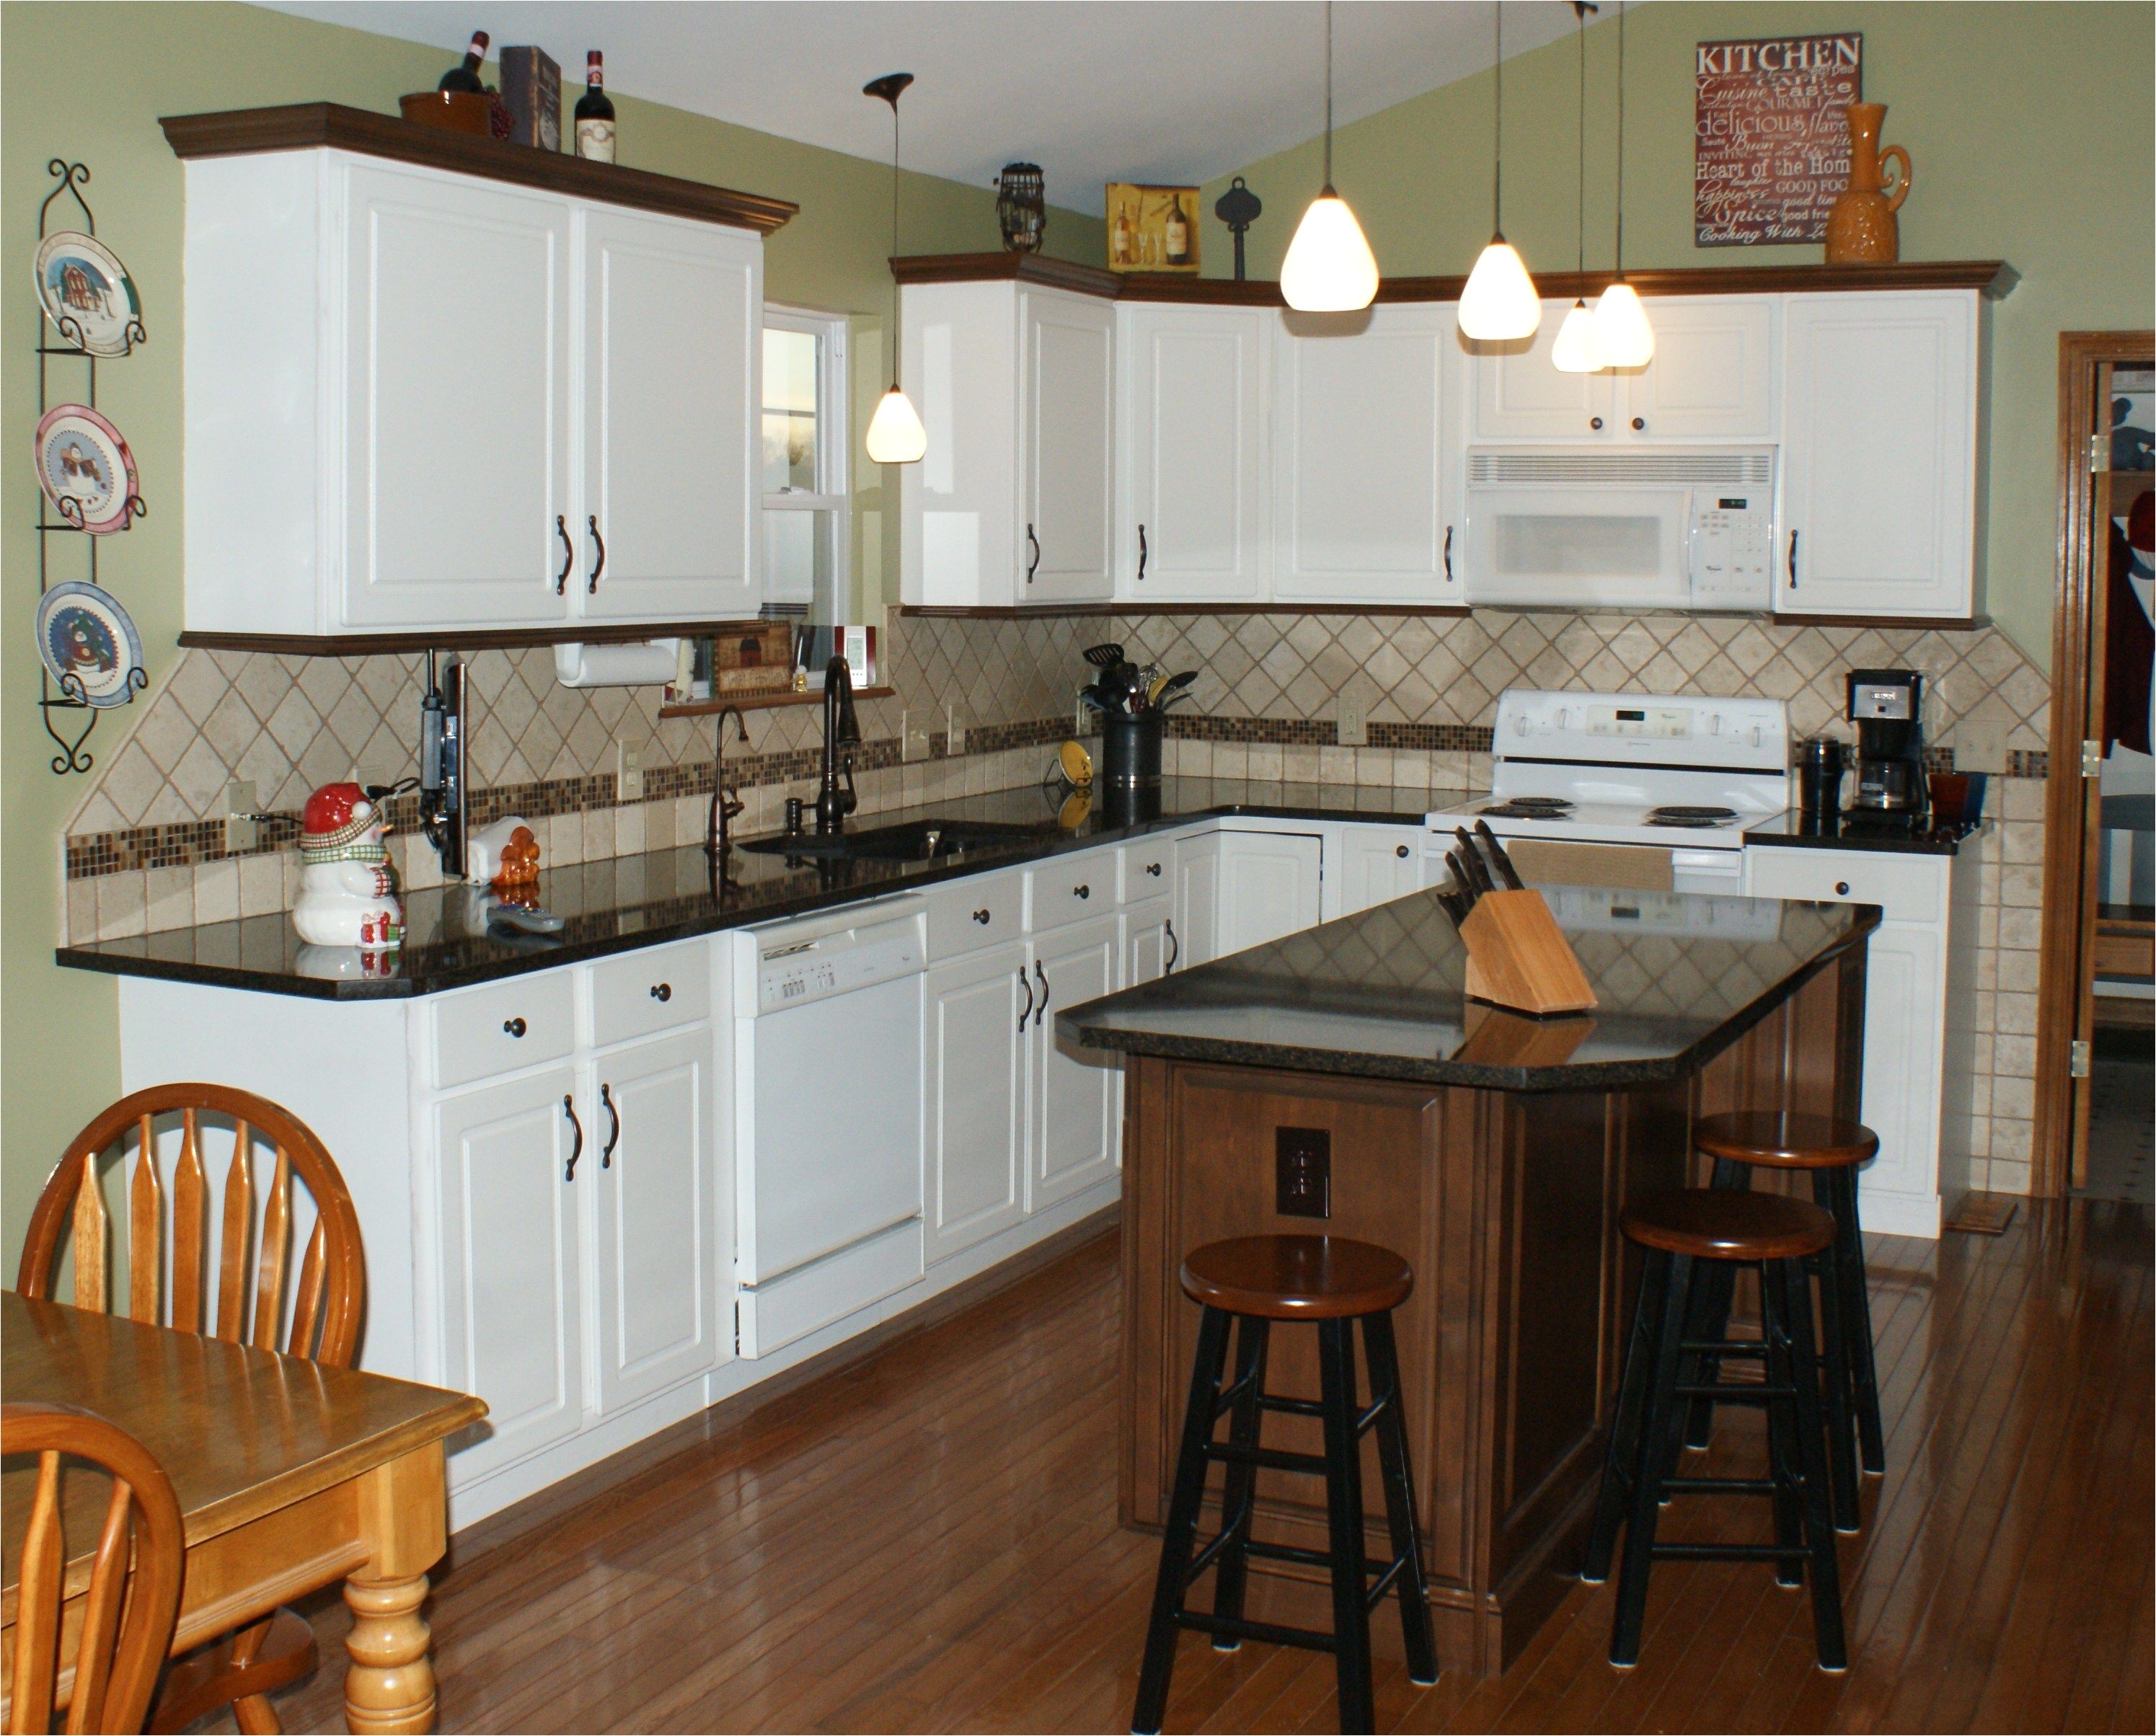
[1825,102,1912,263]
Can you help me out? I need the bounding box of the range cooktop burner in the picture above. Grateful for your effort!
[1645,815,1723,829]
[1504,797,1576,810]
[1648,805,1738,821]
[1478,804,1568,821]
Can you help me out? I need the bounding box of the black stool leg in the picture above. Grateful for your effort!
[1758,1260,1809,1590]
[1317,1317,1377,1735]
[1806,1241,1863,1533]
[1775,1259,1850,1672]
[1681,1156,1749,1449]
[1610,1251,1693,1668]
[1209,1316,1271,1649]
[1362,1311,1440,1687]
[1827,1167,1886,1474]
[1584,1246,1668,1585]
[1133,1305,1233,1736]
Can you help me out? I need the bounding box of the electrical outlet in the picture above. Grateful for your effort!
[901,709,931,763]
[1337,679,1371,748]
[617,739,645,802]
[946,703,968,756]
[1275,1126,1332,1219]
[224,780,260,854]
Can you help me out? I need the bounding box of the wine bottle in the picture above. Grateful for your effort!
[575,50,616,162]
[437,30,490,94]
[1164,195,1190,267]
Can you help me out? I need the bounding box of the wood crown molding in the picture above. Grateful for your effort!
[891,254,2019,304]
[177,619,785,657]
[161,103,798,235]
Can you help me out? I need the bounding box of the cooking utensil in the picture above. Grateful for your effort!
[1474,820,1527,891]
[1082,642,1127,669]
[1154,670,1198,707]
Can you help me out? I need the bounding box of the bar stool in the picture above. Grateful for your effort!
[1131,1235,1439,1736]
[1680,1111,1884,1531]
[1583,1190,1847,1673]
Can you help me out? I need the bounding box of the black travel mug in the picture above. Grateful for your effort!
[1796,736,1845,816]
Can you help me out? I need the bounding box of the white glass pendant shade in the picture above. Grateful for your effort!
[1281,190,1379,313]
[1591,280,1655,368]
[1459,237,1540,341]
[1550,298,1599,373]
[865,384,927,465]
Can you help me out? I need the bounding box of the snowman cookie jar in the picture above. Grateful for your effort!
[293,781,404,949]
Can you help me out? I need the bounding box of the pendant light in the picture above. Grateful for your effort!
[864,72,927,465]
[1459,1,1540,341]
[1550,1,1601,372]
[1590,3,1654,367]
[1281,0,1379,313]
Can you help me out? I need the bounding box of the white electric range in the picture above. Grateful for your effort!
[1426,690,1792,896]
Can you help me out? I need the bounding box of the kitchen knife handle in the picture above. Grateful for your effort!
[1454,828,1494,895]
[1474,820,1528,891]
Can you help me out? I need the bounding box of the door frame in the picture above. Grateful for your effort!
[2031,329,2155,1195]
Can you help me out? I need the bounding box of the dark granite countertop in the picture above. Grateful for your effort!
[1057,886,1878,1091]
[56,779,1431,1001]
[1743,811,1988,856]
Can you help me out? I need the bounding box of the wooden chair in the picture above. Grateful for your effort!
[4,1401,186,1735]
[16,1085,366,1736]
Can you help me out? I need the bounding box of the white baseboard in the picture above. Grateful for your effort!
[1858,1182,1942,1240]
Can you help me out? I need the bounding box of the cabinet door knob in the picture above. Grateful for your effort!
[1395,843,1410,858]
[1631,417,1646,432]
[1144,861,1163,877]
[1590,416,1604,431]
[1074,883,1090,899]
[1835,881,1851,896]
[973,908,992,924]
[503,1017,527,1037]
[649,982,671,1002]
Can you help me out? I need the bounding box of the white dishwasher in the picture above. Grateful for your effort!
[730,895,927,1355]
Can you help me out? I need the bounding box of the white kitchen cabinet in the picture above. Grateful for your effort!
[180,147,765,639]
[1217,831,1326,957]
[1123,895,1179,986]
[580,208,761,621]
[1028,913,1123,1210]
[1273,303,1455,605]
[1469,304,1617,441]
[900,280,1113,608]
[1778,291,1978,618]
[589,1028,724,1415]
[432,1068,586,1483]
[1173,832,1224,969]
[924,942,1030,1263]
[1335,824,1425,918]
[1119,304,1269,601]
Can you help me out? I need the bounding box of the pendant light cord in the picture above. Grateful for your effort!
[1322,0,1335,192]
[1492,1,1503,236]
[889,99,901,389]
[1576,4,1588,271]
[1614,0,1626,280]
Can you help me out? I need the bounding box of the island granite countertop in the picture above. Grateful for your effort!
[1057,885,1878,1091]
[56,779,1428,1001]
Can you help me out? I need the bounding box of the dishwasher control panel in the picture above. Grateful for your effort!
[754,916,924,1014]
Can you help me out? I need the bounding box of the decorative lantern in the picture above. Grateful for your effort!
[996,162,1046,253]
[1213,176,1263,281]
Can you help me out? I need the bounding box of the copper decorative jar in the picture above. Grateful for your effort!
[1824,102,1912,264]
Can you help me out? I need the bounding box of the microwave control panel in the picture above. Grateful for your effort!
[1688,495,1773,606]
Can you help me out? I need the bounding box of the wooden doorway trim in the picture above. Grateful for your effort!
[2032,329,2154,1195]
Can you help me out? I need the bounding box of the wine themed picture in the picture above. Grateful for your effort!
[1105,183,1200,274]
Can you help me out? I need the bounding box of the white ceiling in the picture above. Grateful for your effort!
[257,1,1592,215]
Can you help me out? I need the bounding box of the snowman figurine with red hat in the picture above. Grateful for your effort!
[293,781,403,949]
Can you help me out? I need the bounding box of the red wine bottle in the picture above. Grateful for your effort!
[437,30,490,93]
[574,51,616,162]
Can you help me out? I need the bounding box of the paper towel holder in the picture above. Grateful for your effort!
[554,638,681,689]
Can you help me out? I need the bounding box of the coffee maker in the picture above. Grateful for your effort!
[1847,668,1926,813]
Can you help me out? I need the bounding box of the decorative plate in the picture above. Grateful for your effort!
[37,580,143,708]
[34,403,139,533]
[1059,739,1095,787]
[33,231,142,357]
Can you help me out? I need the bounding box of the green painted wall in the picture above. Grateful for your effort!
[1202,1,2155,667]
[0,1,1101,1267]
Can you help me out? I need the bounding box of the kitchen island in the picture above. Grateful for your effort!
[1058,887,1878,1680]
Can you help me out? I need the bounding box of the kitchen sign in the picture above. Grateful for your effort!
[1694,33,1863,246]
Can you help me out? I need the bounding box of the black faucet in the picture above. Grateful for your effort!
[704,705,749,859]
[814,655,862,834]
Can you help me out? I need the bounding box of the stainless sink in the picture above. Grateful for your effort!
[738,818,1046,863]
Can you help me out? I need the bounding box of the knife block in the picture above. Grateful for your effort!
[1459,889,1599,1016]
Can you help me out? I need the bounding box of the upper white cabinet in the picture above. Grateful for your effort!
[1118,304,1269,603]
[1778,291,1979,619]
[1468,305,1616,440]
[1274,304,1457,605]
[900,280,1114,608]
[180,146,767,638]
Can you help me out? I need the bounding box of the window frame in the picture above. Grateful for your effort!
[761,304,850,515]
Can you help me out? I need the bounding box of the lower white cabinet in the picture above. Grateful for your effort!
[924,942,1030,1262]
[1172,833,1224,968]
[1123,895,1178,986]
[1216,831,1325,956]
[1029,913,1123,1210]
[1335,824,1425,918]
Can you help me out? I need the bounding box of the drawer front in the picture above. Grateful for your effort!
[1119,838,1174,903]
[926,869,1026,960]
[1744,847,1945,925]
[590,939,712,1048]
[434,970,577,1089]
[1029,850,1118,932]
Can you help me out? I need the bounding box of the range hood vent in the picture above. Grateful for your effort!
[1467,450,1775,488]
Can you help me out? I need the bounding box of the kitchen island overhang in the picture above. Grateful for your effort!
[1058,887,1878,1680]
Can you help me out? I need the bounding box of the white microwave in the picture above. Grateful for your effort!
[1462,448,1776,611]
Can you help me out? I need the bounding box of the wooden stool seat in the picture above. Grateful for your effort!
[1695,1110,1880,1170]
[1620,1188,1836,1263]
[1179,1234,1413,1321]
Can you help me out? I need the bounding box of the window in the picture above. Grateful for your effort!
[761,306,849,619]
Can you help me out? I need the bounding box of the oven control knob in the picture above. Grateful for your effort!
[1512,714,1530,736]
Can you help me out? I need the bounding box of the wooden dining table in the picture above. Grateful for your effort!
[2,1290,485,1734]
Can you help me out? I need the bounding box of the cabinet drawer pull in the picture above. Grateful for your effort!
[1025,523,1041,585]
[1835,880,1851,896]
[503,1017,527,1038]
[1033,960,1051,1027]
[1144,861,1163,877]
[586,514,606,593]
[600,1082,620,1169]
[1788,528,1800,590]
[1137,523,1148,583]
[1017,967,1033,1032]
[1590,416,1604,431]
[649,982,672,1002]
[555,515,574,595]
[1631,416,1646,432]
[1395,843,1410,858]
[1443,523,1454,584]
[562,1094,583,1182]
[1165,918,1179,973]
[1073,883,1090,899]
[973,908,992,924]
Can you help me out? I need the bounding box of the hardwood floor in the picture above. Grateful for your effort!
[220,1197,2151,1735]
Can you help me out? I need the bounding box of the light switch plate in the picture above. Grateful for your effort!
[1953,719,2008,776]
[1337,678,1371,748]
[617,739,645,802]
[901,710,931,763]
[946,704,968,756]
[224,780,260,854]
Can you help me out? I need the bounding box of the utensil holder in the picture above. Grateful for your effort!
[1459,889,1599,1016]
[1100,713,1163,793]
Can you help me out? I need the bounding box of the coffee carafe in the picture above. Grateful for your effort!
[1847,669,1925,812]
